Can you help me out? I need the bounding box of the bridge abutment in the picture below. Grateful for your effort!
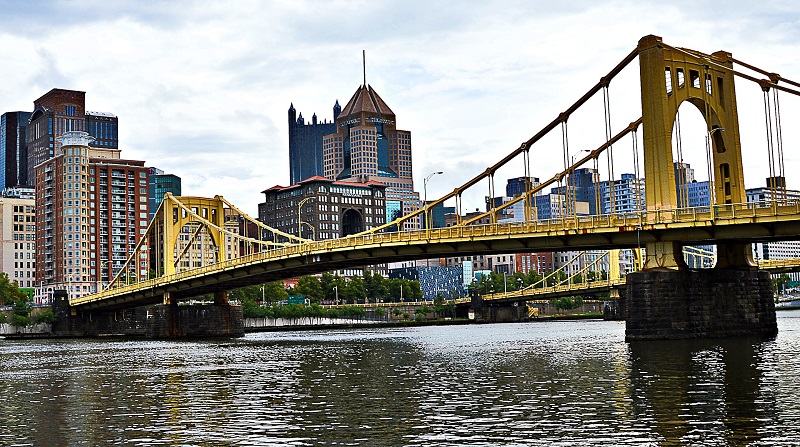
[625,269,777,340]
[52,291,244,338]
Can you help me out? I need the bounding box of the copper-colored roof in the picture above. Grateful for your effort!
[339,84,395,119]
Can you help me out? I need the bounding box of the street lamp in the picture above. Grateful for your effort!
[301,221,316,240]
[298,197,313,241]
[333,285,339,305]
[423,171,443,230]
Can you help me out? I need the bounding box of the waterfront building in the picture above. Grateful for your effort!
[0,196,36,298]
[34,131,148,303]
[322,83,420,229]
[0,111,32,189]
[147,167,182,220]
[516,252,554,275]
[389,265,464,300]
[259,176,387,277]
[27,89,119,187]
[288,102,339,184]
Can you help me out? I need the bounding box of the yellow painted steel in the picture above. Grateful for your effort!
[70,201,800,308]
[638,35,750,269]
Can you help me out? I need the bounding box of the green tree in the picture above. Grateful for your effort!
[344,276,367,304]
[295,276,323,303]
[415,305,432,320]
[263,281,289,303]
[406,280,423,301]
[364,270,387,302]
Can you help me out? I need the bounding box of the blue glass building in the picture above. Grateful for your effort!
[0,111,32,189]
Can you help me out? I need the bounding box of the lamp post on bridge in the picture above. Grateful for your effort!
[423,171,443,230]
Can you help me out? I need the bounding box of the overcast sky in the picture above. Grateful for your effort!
[1,0,799,213]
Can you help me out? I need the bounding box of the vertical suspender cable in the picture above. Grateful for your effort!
[763,88,777,200]
[561,120,571,217]
[773,88,787,200]
[632,129,642,212]
[602,85,616,214]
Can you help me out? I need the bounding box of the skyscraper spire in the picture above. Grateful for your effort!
[363,50,366,87]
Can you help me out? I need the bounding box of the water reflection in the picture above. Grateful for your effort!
[0,315,799,446]
[630,336,775,445]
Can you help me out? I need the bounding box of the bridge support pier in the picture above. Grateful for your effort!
[625,269,777,340]
[147,301,244,338]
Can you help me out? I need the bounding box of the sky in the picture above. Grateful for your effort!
[1,0,800,213]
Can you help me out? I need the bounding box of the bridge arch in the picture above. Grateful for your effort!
[638,35,751,268]
[639,34,745,212]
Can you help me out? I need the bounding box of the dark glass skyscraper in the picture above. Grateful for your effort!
[288,101,340,184]
[0,111,32,189]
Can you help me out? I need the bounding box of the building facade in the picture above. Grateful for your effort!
[322,84,420,228]
[148,168,182,219]
[259,176,387,277]
[27,89,119,187]
[0,111,32,190]
[34,131,148,303]
[260,176,387,242]
[288,102,339,185]
[0,196,36,298]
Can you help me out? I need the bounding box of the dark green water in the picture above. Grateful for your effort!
[1,311,799,446]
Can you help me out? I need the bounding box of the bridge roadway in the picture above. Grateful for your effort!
[71,201,800,311]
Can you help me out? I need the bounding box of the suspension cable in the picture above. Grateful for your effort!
[631,129,642,212]
[602,85,616,213]
[674,107,686,206]
[774,88,787,199]
[763,87,777,200]
[561,120,570,217]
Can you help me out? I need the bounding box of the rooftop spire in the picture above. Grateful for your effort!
[362,50,366,87]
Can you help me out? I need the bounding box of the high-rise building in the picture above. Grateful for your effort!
[34,131,148,303]
[0,111,32,189]
[148,167,182,220]
[322,84,420,228]
[27,89,119,186]
[288,102,340,184]
[0,196,36,297]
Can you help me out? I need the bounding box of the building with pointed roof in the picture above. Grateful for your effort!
[288,101,340,184]
[322,84,419,228]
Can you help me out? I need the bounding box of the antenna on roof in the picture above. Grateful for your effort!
[362,50,366,87]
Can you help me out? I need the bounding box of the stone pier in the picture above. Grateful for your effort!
[625,269,777,341]
[52,290,244,338]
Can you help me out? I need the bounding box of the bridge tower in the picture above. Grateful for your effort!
[638,34,751,269]
[627,35,776,340]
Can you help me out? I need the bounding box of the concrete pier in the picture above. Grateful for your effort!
[625,269,777,340]
[51,292,244,338]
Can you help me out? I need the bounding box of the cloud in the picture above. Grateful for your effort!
[1,0,800,211]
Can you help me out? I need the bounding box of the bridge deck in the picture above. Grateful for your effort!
[71,202,800,310]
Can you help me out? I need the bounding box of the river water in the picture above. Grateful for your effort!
[1,311,800,447]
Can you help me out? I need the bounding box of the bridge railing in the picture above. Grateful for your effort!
[71,200,800,307]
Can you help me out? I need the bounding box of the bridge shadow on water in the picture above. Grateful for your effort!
[628,336,774,445]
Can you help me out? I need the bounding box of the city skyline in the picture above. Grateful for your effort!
[1,2,799,213]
